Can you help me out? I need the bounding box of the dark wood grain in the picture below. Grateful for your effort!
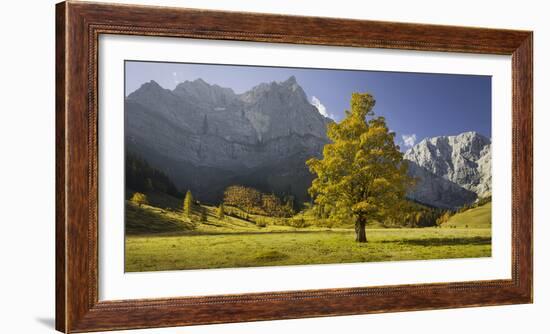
[56,1,533,332]
[55,2,67,332]
[511,34,533,301]
[57,1,90,331]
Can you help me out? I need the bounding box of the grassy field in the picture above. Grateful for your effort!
[442,202,492,228]
[124,194,492,272]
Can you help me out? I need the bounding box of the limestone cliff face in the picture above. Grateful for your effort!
[125,77,331,203]
[404,132,492,208]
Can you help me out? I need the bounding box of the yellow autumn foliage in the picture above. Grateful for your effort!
[307,93,414,241]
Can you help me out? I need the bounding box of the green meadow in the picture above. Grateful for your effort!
[124,196,492,272]
[443,202,492,228]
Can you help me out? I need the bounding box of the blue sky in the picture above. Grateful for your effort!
[125,61,491,150]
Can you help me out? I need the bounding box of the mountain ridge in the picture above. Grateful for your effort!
[126,77,491,209]
[125,77,331,203]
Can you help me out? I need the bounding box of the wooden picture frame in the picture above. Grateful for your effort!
[56,1,533,332]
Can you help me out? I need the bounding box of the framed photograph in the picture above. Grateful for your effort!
[56,1,532,332]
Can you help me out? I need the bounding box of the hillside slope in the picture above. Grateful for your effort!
[125,191,330,235]
[442,202,492,228]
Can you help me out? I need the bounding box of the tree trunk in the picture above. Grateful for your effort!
[355,219,367,243]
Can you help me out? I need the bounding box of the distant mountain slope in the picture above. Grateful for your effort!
[404,132,491,208]
[442,202,492,228]
[125,77,331,203]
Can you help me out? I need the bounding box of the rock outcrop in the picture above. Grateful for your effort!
[404,132,491,208]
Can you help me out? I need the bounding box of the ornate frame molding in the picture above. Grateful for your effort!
[56,1,532,332]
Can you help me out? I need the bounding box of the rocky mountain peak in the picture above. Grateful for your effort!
[125,77,332,202]
[237,76,329,142]
[405,131,491,208]
[128,80,165,97]
[283,76,308,100]
[126,80,188,124]
[285,75,297,84]
[241,76,308,104]
[173,78,237,107]
[408,132,490,168]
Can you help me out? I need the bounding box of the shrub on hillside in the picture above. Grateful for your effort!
[183,190,194,218]
[289,217,308,228]
[255,218,267,228]
[436,211,452,227]
[223,185,294,217]
[217,204,225,220]
[130,192,148,207]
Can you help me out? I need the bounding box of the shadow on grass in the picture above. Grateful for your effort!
[254,250,290,262]
[126,202,195,235]
[382,236,491,246]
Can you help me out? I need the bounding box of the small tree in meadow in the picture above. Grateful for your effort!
[183,190,194,218]
[436,211,452,227]
[130,192,148,207]
[217,203,225,220]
